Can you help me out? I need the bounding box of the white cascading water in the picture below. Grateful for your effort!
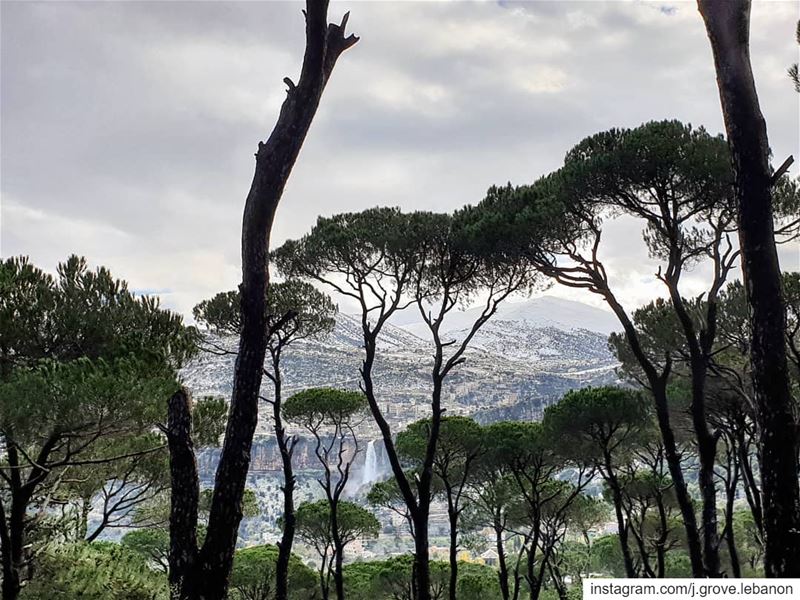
[362,439,380,486]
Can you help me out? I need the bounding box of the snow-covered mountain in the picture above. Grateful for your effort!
[178,295,621,544]
[395,295,620,338]
[181,295,619,430]
[331,313,427,352]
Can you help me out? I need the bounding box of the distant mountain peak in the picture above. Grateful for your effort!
[392,294,620,338]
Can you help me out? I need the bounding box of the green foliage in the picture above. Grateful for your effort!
[192,395,228,447]
[566,495,610,537]
[608,298,694,380]
[543,386,653,464]
[283,387,367,425]
[272,207,537,316]
[455,561,503,600]
[121,529,169,572]
[272,207,427,283]
[342,555,450,600]
[396,416,483,467]
[229,545,317,600]
[0,255,197,590]
[367,476,408,509]
[0,254,197,372]
[589,534,626,577]
[0,357,176,447]
[193,290,241,334]
[462,121,736,281]
[295,500,380,550]
[479,420,554,472]
[193,280,336,343]
[20,541,168,599]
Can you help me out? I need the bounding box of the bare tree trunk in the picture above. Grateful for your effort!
[698,0,800,577]
[602,451,637,578]
[330,504,345,600]
[412,505,432,600]
[495,515,511,600]
[447,501,459,600]
[0,497,19,600]
[1,441,42,600]
[665,286,722,576]
[167,388,200,600]
[273,361,295,600]
[167,4,357,598]
[603,293,705,576]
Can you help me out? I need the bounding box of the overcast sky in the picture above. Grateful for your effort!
[2,0,798,320]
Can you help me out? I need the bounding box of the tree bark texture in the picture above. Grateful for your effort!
[698,0,800,577]
[167,388,200,600]
[273,363,296,600]
[167,3,357,597]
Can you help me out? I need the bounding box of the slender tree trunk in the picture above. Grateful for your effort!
[602,452,637,578]
[331,504,345,600]
[526,546,537,600]
[1,434,59,600]
[318,551,330,600]
[698,0,800,577]
[654,493,669,578]
[725,488,742,578]
[495,516,510,600]
[737,436,763,537]
[166,4,357,598]
[414,372,445,600]
[546,561,568,600]
[359,341,425,598]
[650,385,704,576]
[2,449,29,600]
[273,365,295,600]
[603,293,704,576]
[167,388,200,600]
[0,497,19,600]
[667,284,722,576]
[413,506,431,600]
[690,361,721,577]
[447,503,459,600]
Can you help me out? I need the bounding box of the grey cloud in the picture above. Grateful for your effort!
[2,0,797,317]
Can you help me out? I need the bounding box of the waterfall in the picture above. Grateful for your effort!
[362,439,380,486]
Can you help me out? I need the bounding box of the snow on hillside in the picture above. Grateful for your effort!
[394,295,620,338]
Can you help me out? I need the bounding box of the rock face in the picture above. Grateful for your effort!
[181,295,621,541]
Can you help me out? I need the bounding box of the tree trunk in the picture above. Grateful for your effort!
[654,493,669,578]
[690,359,721,577]
[273,367,295,600]
[359,341,425,597]
[166,4,357,598]
[603,292,705,576]
[167,388,200,600]
[447,504,459,600]
[495,516,510,600]
[725,487,742,578]
[602,451,637,578]
[413,507,432,600]
[526,546,537,600]
[698,0,800,577]
[1,447,31,600]
[666,284,721,576]
[0,497,19,600]
[737,434,763,538]
[330,503,345,600]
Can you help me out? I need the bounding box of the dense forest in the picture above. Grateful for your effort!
[1,1,799,599]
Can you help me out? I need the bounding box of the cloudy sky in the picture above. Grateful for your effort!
[2,0,798,320]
